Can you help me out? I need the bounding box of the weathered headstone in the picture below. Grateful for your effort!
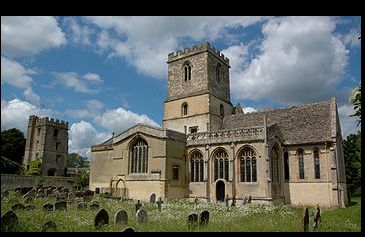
[156,197,163,211]
[54,201,67,211]
[95,188,100,194]
[199,210,209,226]
[43,203,54,211]
[135,200,142,213]
[11,203,25,211]
[194,196,198,206]
[149,193,156,203]
[115,209,128,225]
[187,213,198,229]
[302,207,309,232]
[42,221,57,232]
[242,196,247,205]
[121,227,135,232]
[25,204,36,211]
[136,209,148,224]
[313,205,321,230]
[247,196,252,204]
[231,197,236,207]
[1,210,18,231]
[94,209,109,229]
[90,203,100,210]
[225,195,229,207]
[77,202,88,210]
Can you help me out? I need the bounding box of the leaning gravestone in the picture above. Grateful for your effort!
[156,197,163,211]
[136,209,148,225]
[187,213,198,229]
[115,209,128,225]
[313,205,321,230]
[247,196,252,204]
[11,203,25,211]
[54,201,67,211]
[135,200,142,213]
[302,207,309,232]
[199,210,209,226]
[43,203,54,211]
[1,210,18,231]
[94,209,109,229]
[42,221,57,232]
[149,193,156,203]
[121,227,135,232]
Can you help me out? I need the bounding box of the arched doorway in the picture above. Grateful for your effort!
[216,180,225,202]
[48,168,57,176]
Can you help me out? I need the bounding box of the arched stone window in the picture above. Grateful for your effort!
[313,149,320,179]
[130,138,148,173]
[284,152,290,180]
[220,104,224,117]
[184,62,191,81]
[240,147,257,182]
[216,63,221,83]
[190,151,204,182]
[182,102,188,116]
[270,147,279,183]
[214,149,229,181]
[297,149,304,179]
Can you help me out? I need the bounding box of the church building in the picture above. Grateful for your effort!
[89,42,348,208]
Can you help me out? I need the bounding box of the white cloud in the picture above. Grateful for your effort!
[1,99,53,133]
[84,16,266,79]
[338,104,360,138]
[65,99,104,119]
[227,16,349,105]
[68,120,109,158]
[23,87,41,105]
[53,72,98,93]
[94,107,160,134]
[86,99,103,110]
[242,107,256,114]
[1,56,34,89]
[65,17,93,46]
[1,16,66,57]
[83,73,103,84]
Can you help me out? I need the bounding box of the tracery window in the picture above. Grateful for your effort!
[184,62,191,81]
[313,149,320,179]
[240,147,257,182]
[298,149,304,179]
[130,138,148,173]
[214,149,229,181]
[190,151,204,182]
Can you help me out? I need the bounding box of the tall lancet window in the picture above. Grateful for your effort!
[184,62,191,81]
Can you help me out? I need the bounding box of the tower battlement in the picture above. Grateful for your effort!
[168,42,229,66]
[32,116,68,128]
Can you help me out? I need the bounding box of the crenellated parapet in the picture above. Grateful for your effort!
[168,42,230,66]
[35,116,68,129]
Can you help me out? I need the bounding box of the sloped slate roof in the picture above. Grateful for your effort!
[223,100,333,145]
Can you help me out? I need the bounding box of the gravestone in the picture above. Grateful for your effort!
[68,192,76,200]
[247,196,252,204]
[36,193,44,199]
[95,188,100,194]
[115,209,128,225]
[43,203,54,211]
[313,205,321,230]
[94,209,109,229]
[187,213,198,229]
[302,207,309,232]
[136,209,148,224]
[121,227,135,232]
[54,201,67,211]
[199,210,209,226]
[42,221,57,232]
[25,204,36,211]
[149,193,156,203]
[156,197,163,211]
[11,203,25,211]
[24,196,33,203]
[225,195,229,208]
[194,196,198,207]
[231,197,236,207]
[77,202,87,210]
[90,203,100,210]
[1,210,18,231]
[135,200,142,213]
[242,196,247,205]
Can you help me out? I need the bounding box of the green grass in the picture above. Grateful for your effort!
[1,192,361,232]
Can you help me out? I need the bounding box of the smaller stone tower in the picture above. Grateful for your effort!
[23,115,68,176]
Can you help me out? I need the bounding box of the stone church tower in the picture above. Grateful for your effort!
[162,42,234,134]
[23,115,68,176]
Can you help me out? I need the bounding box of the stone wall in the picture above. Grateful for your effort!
[1,174,75,189]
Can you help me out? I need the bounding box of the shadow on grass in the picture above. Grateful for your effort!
[347,201,357,207]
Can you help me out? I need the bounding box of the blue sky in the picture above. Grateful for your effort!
[1,16,361,158]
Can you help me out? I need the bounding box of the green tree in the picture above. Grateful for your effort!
[75,169,89,188]
[67,153,89,168]
[22,159,42,176]
[1,128,26,165]
[343,132,361,197]
[349,85,361,126]
[1,156,23,174]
